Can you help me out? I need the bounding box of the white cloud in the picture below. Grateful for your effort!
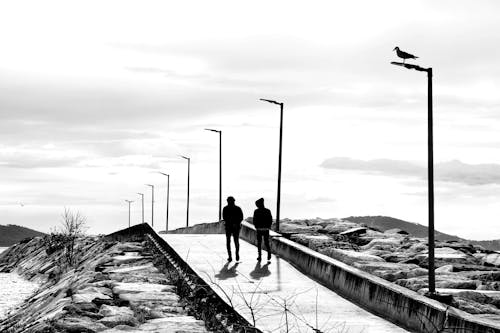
[321,157,500,186]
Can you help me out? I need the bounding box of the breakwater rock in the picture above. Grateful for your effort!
[277,217,500,322]
[0,236,211,332]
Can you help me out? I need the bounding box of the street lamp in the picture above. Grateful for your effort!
[180,155,190,227]
[260,98,284,233]
[145,184,155,227]
[159,172,170,232]
[137,192,145,224]
[391,59,436,295]
[125,200,133,228]
[205,128,222,221]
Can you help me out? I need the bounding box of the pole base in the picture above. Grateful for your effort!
[424,292,454,305]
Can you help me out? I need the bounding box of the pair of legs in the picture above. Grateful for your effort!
[225,227,240,262]
[256,229,271,261]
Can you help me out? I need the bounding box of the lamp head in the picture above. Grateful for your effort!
[260,98,281,105]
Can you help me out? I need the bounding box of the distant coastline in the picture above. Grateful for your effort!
[0,225,45,247]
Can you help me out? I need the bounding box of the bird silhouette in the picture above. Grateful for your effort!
[393,47,418,63]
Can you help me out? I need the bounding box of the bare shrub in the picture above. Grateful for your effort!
[42,208,87,268]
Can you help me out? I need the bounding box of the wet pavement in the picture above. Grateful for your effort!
[161,234,409,333]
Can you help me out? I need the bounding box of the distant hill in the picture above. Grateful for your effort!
[343,216,500,251]
[0,224,46,247]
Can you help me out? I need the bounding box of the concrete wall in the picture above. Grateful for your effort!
[169,221,500,333]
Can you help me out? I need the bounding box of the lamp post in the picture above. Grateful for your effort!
[205,128,222,221]
[260,98,284,233]
[145,184,154,227]
[180,155,190,227]
[159,172,170,232]
[125,200,133,227]
[137,192,144,224]
[391,60,435,295]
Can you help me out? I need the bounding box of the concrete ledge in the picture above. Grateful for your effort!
[169,221,500,333]
[164,221,225,234]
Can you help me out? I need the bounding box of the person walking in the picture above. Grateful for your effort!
[252,197,272,261]
[222,196,243,262]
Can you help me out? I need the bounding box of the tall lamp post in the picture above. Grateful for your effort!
[159,172,170,232]
[205,128,222,221]
[145,184,155,227]
[137,192,145,224]
[391,59,435,295]
[180,155,190,227]
[260,98,284,233]
[125,200,133,227]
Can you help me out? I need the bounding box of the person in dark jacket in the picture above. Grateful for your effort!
[252,197,272,261]
[222,196,244,262]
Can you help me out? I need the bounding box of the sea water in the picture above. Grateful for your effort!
[0,247,40,319]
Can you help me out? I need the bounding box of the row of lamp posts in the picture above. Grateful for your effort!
[123,98,284,233]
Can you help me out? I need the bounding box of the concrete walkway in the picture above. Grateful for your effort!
[161,234,409,333]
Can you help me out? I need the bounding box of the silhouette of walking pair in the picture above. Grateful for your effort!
[222,196,272,262]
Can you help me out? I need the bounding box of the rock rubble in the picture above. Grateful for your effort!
[0,237,212,332]
[279,217,500,321]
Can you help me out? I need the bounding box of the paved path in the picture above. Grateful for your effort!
[161,234,409,333]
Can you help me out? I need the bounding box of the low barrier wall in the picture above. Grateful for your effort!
[169,221,500,333]
[164,221,225,234]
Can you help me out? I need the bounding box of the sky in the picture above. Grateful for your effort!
[1,0,500,240]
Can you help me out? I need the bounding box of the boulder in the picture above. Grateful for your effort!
[113,243,144,252]
[118,291,180,304]
[384,228,409,235]
[98,315,139,328]
[379,252,414,263]
[280,223,323,234]
[361,238,403,251]
[319,248,385,265]
[482,253,500,267]
[323,221,359,234]
[436,241,476,254]
[395,274,478,292]
[112,282,175,294]
[408,242,428,253]
[290,234,330,247]
[436,265,454,273]
[453,298,500,315]
[415,247,480,267]
[353,262,427,282]
[72,286,113,303]
[55,316,108,332]
[340,227,367,237]
[98,305,134,317]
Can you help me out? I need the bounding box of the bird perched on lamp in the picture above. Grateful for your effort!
[393,47,418,63]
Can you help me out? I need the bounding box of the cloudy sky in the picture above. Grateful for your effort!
[1,0,500,239]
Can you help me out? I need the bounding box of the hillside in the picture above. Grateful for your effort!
[0,224,45,247]
[343,216,500,251]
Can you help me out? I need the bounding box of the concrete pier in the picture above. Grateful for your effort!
[161,234,409,333]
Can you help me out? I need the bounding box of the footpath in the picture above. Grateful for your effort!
[162,234,409,333]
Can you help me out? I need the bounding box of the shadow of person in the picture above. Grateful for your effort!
[214,262,239,280]
[249,261,271,280]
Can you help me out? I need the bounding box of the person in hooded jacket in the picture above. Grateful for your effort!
[222,196,243,262]
[252,197,272,261]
